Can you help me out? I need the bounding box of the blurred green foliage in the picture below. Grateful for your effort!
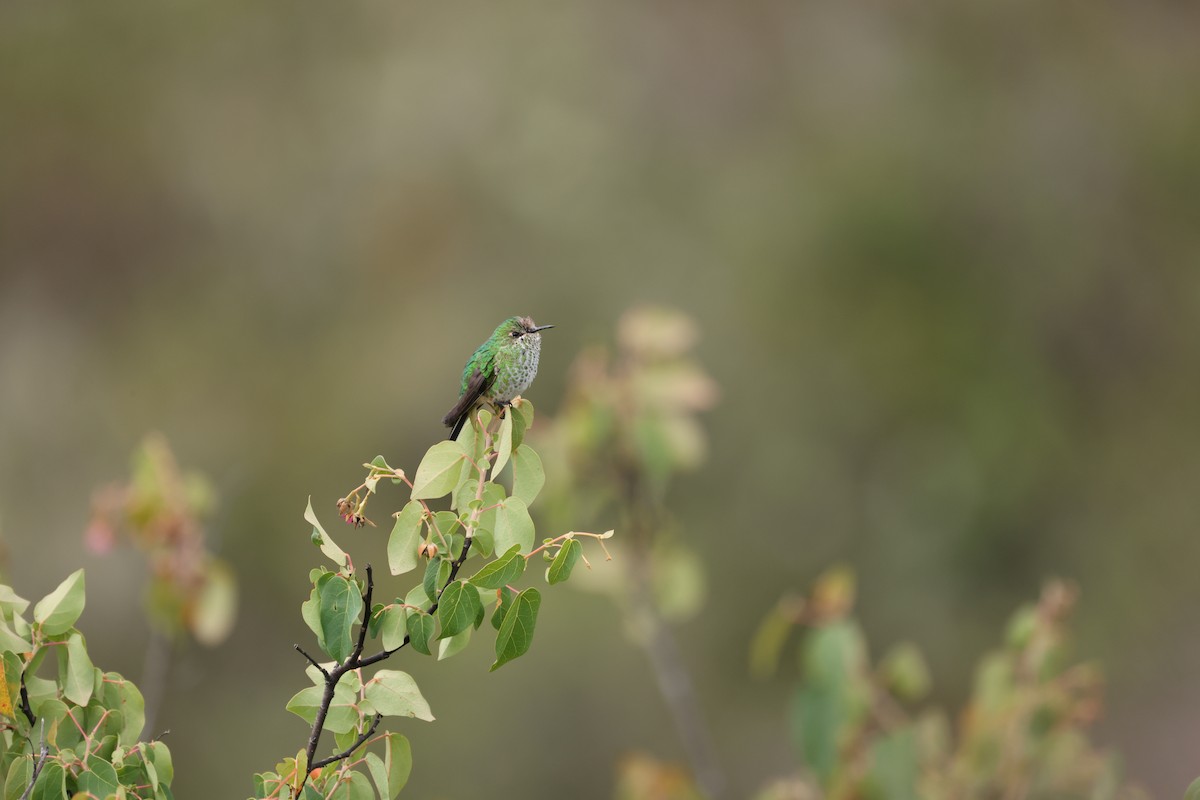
[87,434,235,647]
[751,569,1147,800]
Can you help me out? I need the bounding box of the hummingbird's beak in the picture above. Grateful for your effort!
[532,324,555,332]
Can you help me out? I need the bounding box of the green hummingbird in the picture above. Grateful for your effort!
[442,316,555,440]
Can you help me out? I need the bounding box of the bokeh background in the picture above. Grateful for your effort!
[3,1,1199,797]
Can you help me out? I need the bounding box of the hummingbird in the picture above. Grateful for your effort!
[442,316,554,440]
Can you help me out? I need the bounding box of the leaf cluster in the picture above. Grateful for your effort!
[255,401,612,799]
[750,568,1148,800]
[0,571,175,799]
[86,434,236,647]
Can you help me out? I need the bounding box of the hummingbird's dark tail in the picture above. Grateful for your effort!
[447,411,468,441]
[442,366,493,441]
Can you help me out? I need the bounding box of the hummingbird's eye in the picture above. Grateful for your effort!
[510,331,521,338]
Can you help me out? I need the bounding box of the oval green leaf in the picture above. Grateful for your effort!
[511,444,545,506]
[411,441,468,500]
[388,501,424,576]
[33,569,85,636]
[493,496,534,555]
[491,587,541,671]
[493,412,514,476]
[364,670,433,721]
[318,575,363,663]
[436,581,481,640]
[546,538,582,585]
[467,545,526,590]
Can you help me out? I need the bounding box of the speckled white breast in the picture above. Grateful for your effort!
[492,335,541,403]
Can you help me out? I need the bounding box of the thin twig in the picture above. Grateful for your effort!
[19,722,48,800]
[622,466,725,800]
[312,713,383,770]
[630,569,725,800]
[294,645,329,679]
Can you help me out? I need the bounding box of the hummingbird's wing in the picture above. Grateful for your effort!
[442,366,495,438]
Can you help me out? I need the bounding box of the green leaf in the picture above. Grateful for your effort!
[318,575,363,663]
[327,769,374,800]
[510,398,534,448]
[32,699,68,747]
[384,733,412,798]
[377,606,408,651]
[467,545,526,590]
[792,621,871,785]
[367,602,385,639]
[333,727,361,759]
[865,730,918,800]
[791,683,840,784]
[406,613,435,656]
[491,586,514,630]
[147,740,173,786]
[4,756,31,800]
[363,670,434,721]
[365,753,390,800]
[493,496,534,555]
[0,586,29,618]
[491,587,541,671]
[286,682,359,733]
[0,620,31,656]
[438,626,471,660]
[493,411,514,476]
[436,582,481,640]
[387,501,424,576]
[879,642,931,703]
[422,559,451,604]
[63,632,95,706]
[365,455,391,493]
[77,754,120,798]
[33,569,85,636]
[457,410,485,465]
[429,511,461,549]
[411,441,468,500]
[30,762,64,800]
[403,584,427,609]
[301,576,329,650]
[305,497,351,575]
[192,558,237,646]
[510,444,545,506]
[547,538,582,585]
[749,603,796,680]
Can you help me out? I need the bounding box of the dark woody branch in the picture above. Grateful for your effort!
[294,538,476,790]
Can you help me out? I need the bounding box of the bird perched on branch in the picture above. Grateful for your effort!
[442,316,554,440]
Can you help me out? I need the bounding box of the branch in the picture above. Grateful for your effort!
[298,414,501,791]
[19,723,48,800]
[356,534,475,669]
[18,674,34,727]
[621,468,726,800]
[297,536,477,789]
[311,713,383,770]
[293,645,329,679]
[302,567,376,774]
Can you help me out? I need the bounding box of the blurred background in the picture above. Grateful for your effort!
[2,1,1199,797]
